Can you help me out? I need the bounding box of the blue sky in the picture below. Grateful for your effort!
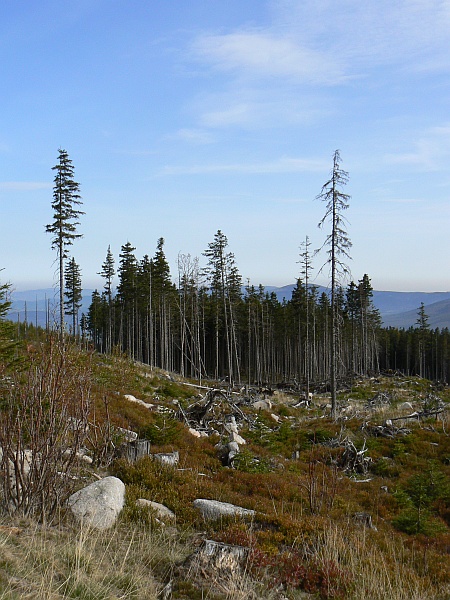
[1,0,449,292]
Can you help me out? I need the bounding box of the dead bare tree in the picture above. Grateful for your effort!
[317,150,352,418]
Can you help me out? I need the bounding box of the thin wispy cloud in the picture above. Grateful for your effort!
[187,0,450,140]
[185,1,450,135]
[273,0,450,72]
[198,91,330,128]
[385,123,450,171]
[192,31,345,85]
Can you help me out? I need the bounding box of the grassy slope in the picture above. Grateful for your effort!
[0,346,449,599]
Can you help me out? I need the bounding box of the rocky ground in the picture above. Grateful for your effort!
[0,351,449,599]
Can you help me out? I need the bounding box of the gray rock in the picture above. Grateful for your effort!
[124,394,154,410]
[136,499,175,520]
[399,401,413,410]
[64,448,93,464]
[0,448,34,506]
[193,498,255,521]
[153,451,179,467]
[68,476,125,529]
[227,441,240,465]
[188,427,202,438]
[252,399,272,411]
[227,441,240,454]
[229,431,246,445]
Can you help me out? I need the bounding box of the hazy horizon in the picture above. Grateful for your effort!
[9,281,450,296]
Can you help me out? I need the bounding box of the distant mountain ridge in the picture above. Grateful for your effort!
[262,285,450,329]
[8,286,450,330]
[382,298,450,330]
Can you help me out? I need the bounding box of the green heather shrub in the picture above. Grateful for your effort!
[140,413,184,445]
[154,379,194,400]
[392,507,446,536]
[392,463,449,535]
[232,448,274,473]
[276,404,292,417]
[307,427,335,445]
[372,457,400,478]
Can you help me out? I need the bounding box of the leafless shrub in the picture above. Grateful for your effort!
[300,447,339,515]
[85,396,119,467]
[0,338,92,521]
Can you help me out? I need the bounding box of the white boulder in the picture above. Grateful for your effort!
[136,499,175,521]
[193,499,255,521]
[229,431,246,445]
[399,401,413,410]
[68,476,125,529]
[252,399,272,411]
[188,428,202,438]
[124,394,154,410]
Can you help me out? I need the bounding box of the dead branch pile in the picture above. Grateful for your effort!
[361,421,411,438]
[176,388,255,435]
[336,437,372,475]
[365,392,391,410]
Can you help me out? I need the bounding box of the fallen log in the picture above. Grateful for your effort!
[385,407,445,425]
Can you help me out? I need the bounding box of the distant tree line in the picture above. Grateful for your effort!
[82,234,449,385]
[379,319,449,383]
[24,148,447,388]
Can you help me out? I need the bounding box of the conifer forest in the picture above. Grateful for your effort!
[36,148,448,388]
[84,234,450,386]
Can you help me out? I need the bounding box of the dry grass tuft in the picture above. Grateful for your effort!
[0,518,190,599]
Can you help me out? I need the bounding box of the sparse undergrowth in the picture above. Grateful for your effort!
[0,340,449,599]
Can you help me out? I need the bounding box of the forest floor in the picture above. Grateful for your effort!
[0,349,449,599]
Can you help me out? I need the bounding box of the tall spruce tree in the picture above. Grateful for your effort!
[345,280,359,373]
[46,149,84,337]
[203,230,242,383]
[317,150,352,417]
[357,274,381,373]
[137,254,153,364]
[177,253,202,379]
[87,290,106,351]
[99,245,115,353]
[64,257,82,337]
[116,242,137,355]
[416,302,430,378]
[151,238,175,370]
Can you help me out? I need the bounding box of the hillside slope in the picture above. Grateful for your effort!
[0,342,448,599]
[383,297,450,329]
